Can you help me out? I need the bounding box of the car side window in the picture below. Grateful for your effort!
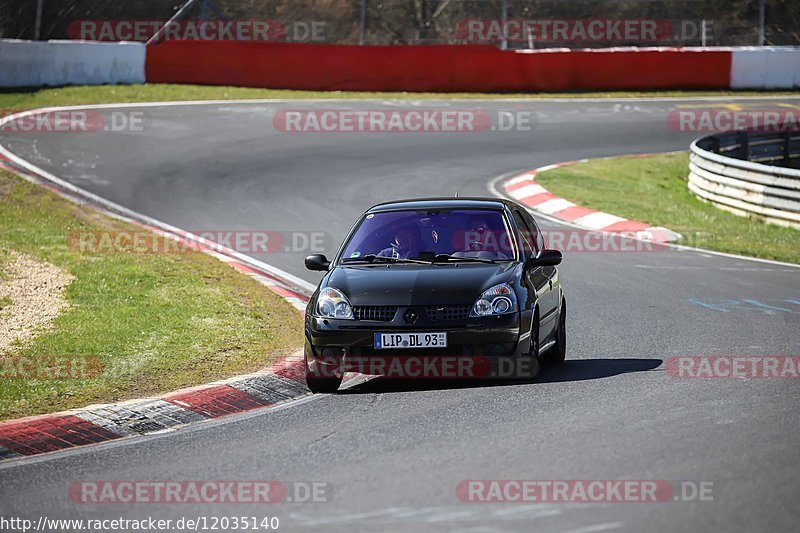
[512,210,535,258]
[521,210,545,252]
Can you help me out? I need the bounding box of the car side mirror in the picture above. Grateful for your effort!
[305,254,330,271]
[526,249,562,268]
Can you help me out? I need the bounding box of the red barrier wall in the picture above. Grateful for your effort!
[146,41,732,92]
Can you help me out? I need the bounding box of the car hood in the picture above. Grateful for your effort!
[325,263,516,306]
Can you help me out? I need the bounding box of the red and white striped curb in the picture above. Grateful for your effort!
[0,151,320,462]
[0,354,310,461]
[503,159,682,244]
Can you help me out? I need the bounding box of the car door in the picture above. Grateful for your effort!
[519,209,559,340]
[512,209,554,347]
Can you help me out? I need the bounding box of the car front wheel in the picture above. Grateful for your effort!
[515,311,540,379]
[305,354,343,393]
[544,298,566,365]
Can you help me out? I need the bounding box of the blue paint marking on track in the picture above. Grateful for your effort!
[690,298,800,314]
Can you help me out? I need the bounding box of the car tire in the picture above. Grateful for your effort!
[544,298,566,365]
[304,355,343,393]
[515,311,540,379]
[530,310,540,358]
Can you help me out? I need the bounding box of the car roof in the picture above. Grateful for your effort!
[366,197,517,213]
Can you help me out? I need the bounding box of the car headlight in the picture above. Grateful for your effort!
[316,287,354,319]
[470,283,517,317]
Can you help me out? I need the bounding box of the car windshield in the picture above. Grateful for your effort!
[340,208,516,263]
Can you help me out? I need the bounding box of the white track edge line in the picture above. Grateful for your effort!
[0,129,316,294]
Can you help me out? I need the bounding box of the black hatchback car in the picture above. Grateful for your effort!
[303,198,565,392]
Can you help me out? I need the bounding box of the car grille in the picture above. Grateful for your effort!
[425,305,471,321]
[354,306,398,322]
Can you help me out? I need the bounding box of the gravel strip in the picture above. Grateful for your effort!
[0,251,74,355]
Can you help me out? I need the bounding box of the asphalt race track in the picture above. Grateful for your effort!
[1,98,799,532]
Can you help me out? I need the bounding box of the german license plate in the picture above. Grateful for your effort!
[374,332,447,349]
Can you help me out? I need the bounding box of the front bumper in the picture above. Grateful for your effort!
[305,311,524,371]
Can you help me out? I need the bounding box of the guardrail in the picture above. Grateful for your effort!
[688,131,800,229]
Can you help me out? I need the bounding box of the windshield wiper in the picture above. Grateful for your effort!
[375,256,433,265]
[341,254,379,264]
[341,254,433,265]
[433,254,501,264]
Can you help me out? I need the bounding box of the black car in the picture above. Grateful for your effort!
[303,198,566,392]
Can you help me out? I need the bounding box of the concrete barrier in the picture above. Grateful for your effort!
[2,39,797,92]
[731,47,800,89]
[145,42,800,92]
[0,39,146,87]
[145,42,733,92]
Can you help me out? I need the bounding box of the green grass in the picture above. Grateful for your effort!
[0,170,304,421]
[0,296,10,311]
[535,152,800,264]
[0,84,797,111]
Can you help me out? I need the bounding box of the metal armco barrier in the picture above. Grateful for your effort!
[689,131,800,229]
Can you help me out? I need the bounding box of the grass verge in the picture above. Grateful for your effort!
[0,84,797,111]
[0,170,304,421]
[535,152,800,264]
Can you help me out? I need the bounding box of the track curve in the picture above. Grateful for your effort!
[1,98,799,532]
